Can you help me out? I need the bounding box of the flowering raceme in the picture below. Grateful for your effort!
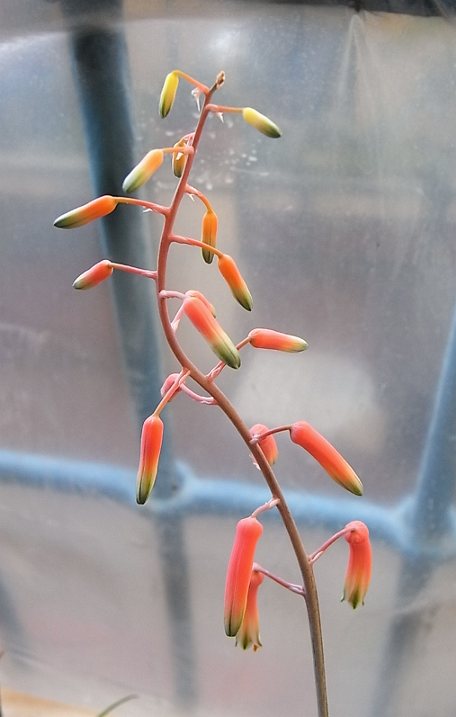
[343,521,372,608]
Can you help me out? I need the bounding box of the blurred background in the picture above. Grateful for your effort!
[0,1,455,715]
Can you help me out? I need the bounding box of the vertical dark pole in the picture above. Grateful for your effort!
[60,0,196,707]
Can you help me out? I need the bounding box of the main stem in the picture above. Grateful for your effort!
[155,76,328,717]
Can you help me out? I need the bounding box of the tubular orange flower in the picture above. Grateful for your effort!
[242,107,282,138]
[248,328,308,352]
[249,424,278,468]
[72,260,113,290]
[136,415,164,505]
[289,421,363,496]
[159,71,179,118]
[224,516,263,636]
[53,195,118,228]
[343,521,372,608]
[201,210,218,264]
[235,570,264,651]
[182,295,241,369]
[218,254,253,311]
[122,149,164,193]
[185,290,216,317]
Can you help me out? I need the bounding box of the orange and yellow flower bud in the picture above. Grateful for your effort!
[136,415,164,505]
[185,290,216,317]
[235,570,264,651]
[122,149,164,193]
[343,521,372,608]
[224,516,263,636]
[201,210,218,264]
[218,254,253,311]
[248,328,308,352]
[183,295,241,369]
[289,421,363,496]
[54,195,118,228]
[172,139,187,178]
[249,424,278,468]
[242,107,282,138]
[72,260,113,290]
[159,71,179,118]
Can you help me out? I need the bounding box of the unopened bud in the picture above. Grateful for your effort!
[122,149,164,193]
[54,195,118,229]
[159,72,179,118]
[73,260,113,290]
[242,107,282,138]
[218,254,253,311]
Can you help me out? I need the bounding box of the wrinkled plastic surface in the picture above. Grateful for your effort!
[0,2,455,716]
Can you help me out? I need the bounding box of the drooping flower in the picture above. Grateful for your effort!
[289,421,363,496]
[72,260,113,290]
[235,570,264,651]
[122,149,164,193]
[248,328,308,352]
[136,415,164,505]
[343,521,372,608]
[224,516,263,636]
[159,71,180,118]
[218,254,253,311]
[201,210,218,264]
[242,107,282,138]
[182,294,241,369]
[185,290,216,317]
[249,424,278,468]
[53,195,118,228]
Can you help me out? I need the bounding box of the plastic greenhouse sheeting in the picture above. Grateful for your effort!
[0,1,455,715]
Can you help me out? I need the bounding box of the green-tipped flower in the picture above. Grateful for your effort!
[218,254,253,311]
[183,294,241,369]
[159,71,179,118]
[224,516,263,636]
[136,414,164,504]
[201,210,218,264]
[54,195,118,228]
[122,149,164,193]
[248,328,308,352]
[242,107,282,138]
[73,260,113,290]
[172,139,187,178]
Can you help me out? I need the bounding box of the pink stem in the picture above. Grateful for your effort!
[249,424,292,444]
[253,562,305,597]
[251,497,280,519]
[110,262,157,280]
[309,528,348,565]
[116,196,169,215]
[170,233,223,259]
[154,369,190,416]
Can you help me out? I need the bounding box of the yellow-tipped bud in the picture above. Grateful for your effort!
[122,149,164,193]
[201,210,218,264]
[54,195,118,229]
[159,72,179,118]
[218,254,253,311]
[242,107,282,138]
[172,139,187,178]
[73,260,113,290]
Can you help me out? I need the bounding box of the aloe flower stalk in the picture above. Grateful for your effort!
[159,71,179,117]
[249,423,279,468]
[242,107,282,138]
[235,570,264,651]
[73,260,113,290]
[290,421,363,496]
[218,254,253,311]
[224,516,263,636]
[343,521,372,608]
[122,149,164,193]
[182,294,241,369]
[248,328,308,352]
[136,415,164,504]
[201,210,218,264]
[54,195,118,228]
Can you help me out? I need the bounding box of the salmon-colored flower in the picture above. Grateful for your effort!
[122,149,164,193]
[224,516,263,636]
[218,254,253,311]
[343,521,372,608]
[54,195,118,228]
[248,328,308,352]
[201,210,218,264]
[289,421,363,496]
[159,71,179,118]
[185,290,216,317]
[249,424,278,468]
[242,107,282,138]
[183,295,241,369]
[136,415,164,504]
[72,260,113,290]
[235,570,264,651]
